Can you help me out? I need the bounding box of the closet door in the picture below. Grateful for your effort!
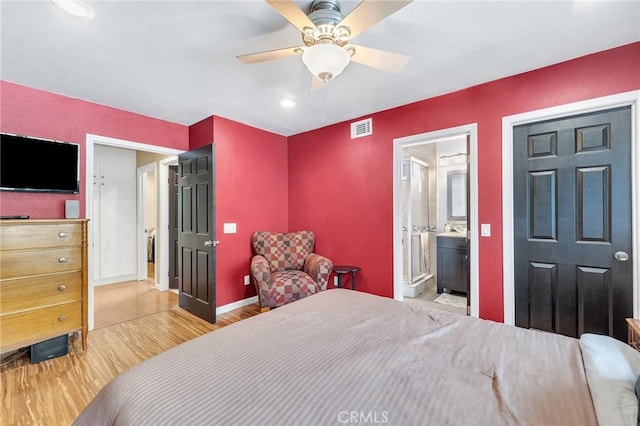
[94,146,137,285]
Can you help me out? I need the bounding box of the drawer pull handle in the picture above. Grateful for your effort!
[58,257,67,263]
[58,315,66,322]
[58,232,67,238]
[58,285,67,292]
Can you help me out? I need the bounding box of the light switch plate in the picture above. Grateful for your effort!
[223,223,237,234]
[481,224,491,237]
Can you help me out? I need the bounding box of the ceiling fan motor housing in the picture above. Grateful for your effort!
[309,0,342,26]
[304,0,350,46]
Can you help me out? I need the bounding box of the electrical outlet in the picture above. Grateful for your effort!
[481,224,491,237]
[333,276,338,286]
[243,275,250,285]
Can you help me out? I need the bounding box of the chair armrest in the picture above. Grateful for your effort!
[304,253,333,291]
[250,255,271,308]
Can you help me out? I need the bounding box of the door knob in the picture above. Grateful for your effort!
[615,251,630,262]
[204,240,220,247]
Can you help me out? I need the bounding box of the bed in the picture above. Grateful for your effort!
[75,289,640,425]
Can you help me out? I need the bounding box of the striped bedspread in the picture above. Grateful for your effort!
[75,289,597,425]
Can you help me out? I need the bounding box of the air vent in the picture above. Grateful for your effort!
[350,118,372,139]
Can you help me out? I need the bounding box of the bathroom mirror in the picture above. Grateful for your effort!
[447,170,467,221]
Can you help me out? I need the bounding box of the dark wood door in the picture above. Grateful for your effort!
[514,106,632,341]
[178,144,216,323]
[168,165,179,290]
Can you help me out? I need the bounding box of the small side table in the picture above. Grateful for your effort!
[332,265,361,290]
[627,318,640,350]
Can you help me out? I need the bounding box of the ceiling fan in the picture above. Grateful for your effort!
[237,0,414,90]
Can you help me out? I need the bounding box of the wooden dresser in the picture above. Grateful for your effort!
[0,219,88,353]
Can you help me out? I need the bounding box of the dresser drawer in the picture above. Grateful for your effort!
[0,222,82,250]
[0,272,82,314]
[0,248,82,279]
[0,301,82,350]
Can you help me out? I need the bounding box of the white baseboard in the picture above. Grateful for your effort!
[216,296,258,315]
[93,274,138,286]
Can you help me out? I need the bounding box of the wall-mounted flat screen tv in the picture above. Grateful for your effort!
[0,133,80,194]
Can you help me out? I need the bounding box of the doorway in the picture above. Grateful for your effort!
[393,124,479,317]
[502,90,640,336]
[137,162,157,283]
[85,134,183,330]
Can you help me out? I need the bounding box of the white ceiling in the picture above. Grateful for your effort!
[1,1,638,136]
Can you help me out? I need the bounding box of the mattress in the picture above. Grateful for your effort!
[75,289,598,425]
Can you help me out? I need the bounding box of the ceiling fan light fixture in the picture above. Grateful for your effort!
[302,44,350,82]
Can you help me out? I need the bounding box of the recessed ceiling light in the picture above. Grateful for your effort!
[51,0,95,19]
[280,99,296,108]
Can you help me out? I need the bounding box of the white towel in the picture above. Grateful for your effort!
[420,232,430,274]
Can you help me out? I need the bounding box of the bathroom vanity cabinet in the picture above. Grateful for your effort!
[436,234,468,295]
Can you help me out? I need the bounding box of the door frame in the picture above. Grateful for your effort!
[159,157,179,291]
[502,90,640,325]
[85,133,182,330]
[392,123,479,318]
[136,162,156,282]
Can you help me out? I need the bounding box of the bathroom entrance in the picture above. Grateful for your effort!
[393,124,478,317]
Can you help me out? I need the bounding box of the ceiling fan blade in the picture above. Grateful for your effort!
[237,46,304,64]
[338,0,413,38]
[348,44,409,73]
[265,0,318,34]
[310,75,327,91]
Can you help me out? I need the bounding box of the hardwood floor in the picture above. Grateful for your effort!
[0,281,260,426]
[93,279,177,329]
[147,261,155,279]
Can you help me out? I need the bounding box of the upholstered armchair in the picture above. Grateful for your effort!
[250,231,333,312]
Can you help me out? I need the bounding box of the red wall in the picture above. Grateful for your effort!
[0,81,287,309]
[288,42,640,322]
[2,42,638,316]
[189,115,288,306]
[0,81,188,218]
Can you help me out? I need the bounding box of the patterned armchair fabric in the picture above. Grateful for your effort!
[251,231,333,310]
